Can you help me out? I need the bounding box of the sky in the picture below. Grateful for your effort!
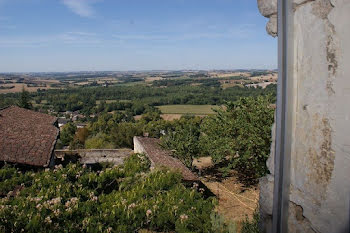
[0,0,277,72]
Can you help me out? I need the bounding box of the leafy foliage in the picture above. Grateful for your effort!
[201,96,274,182]
[161,96,274,184]
[161,116,203,167]
[240,210,260,233]
[56,122,77,149]
[0,154,227,233]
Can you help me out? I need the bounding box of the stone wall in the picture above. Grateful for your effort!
[54,149,133,165]
[257,0,350,232]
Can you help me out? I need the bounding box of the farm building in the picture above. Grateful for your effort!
[0,106,59,167]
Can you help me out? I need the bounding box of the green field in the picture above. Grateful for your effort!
[157,105,221,115]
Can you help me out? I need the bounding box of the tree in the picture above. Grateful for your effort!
[84,133,114,149]
[59,122,77,146]
[18,87,32,109]
[200,95,275,183]
[161,116,202,167]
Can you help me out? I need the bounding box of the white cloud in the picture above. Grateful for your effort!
[62,0,96,17]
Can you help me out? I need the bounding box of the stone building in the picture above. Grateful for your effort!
[0,106,59,167]
[257,0,350,232]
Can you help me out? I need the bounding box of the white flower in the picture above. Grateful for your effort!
[180,214,189,221]
[128,203,136,209]
[53,209,61,216]
[146,209,152,217]
[44,216,52,224]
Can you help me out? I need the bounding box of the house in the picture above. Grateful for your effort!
[76,123,87,129]
[0,106,59,167]
[57,117,69,128]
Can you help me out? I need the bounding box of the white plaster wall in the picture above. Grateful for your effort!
[133,137,146,154]
[257,0,350,232]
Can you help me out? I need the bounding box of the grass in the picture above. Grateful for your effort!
[157,105,221,115]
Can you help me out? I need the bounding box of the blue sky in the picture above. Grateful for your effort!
[0,0,276,72]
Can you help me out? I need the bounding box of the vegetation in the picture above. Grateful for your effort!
[0,82,276,116]
[0,154,242,233]
[241,210,260,233]
[161,116,203,167]
[18,88,32,109]
[54,95,273,184]
[161,95,274,184]
[0,72,277,231]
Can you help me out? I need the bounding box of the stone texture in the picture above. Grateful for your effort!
[257,0,277,37]
[266,14,277,37]
[257,0,277,17]
[257,0,350,232]
[54,149,133,165]
[0,106,58,167]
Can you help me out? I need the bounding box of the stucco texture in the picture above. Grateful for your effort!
[257,0,350,232]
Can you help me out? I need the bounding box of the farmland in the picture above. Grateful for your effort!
[0,70,277,94]
[157,105,221,115]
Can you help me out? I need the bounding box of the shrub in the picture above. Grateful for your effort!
[0,154,226,233]
[241,210,260,233]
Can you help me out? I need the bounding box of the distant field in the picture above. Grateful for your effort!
[0,83,57,94]
[157,105,220,115]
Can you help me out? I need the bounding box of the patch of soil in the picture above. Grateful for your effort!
[201,174,259,231]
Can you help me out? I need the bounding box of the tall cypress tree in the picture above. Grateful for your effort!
[18,87,32,109]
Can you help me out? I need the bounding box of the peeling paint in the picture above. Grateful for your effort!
[310,0,338,95]
[289,201,317,233]
[258,0,349,232]
[306,116,335,199]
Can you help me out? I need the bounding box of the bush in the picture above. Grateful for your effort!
[0,154,227,233]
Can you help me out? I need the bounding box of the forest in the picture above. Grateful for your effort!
[0,82,276,116]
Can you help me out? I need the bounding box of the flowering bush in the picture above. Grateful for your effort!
[0,154,225,232]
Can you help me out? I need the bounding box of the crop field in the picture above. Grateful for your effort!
[0,83,57,94]
[157,105,221,115]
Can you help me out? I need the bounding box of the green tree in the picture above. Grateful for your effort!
[200,95,274,183]
[59,122,77,146]
[161,116,202,167]
[18,87,32,109]
[111,122,143,148]
[85,133,114,149]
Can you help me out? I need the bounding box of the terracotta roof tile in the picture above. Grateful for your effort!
[134,137,198,181]
[0,106,59,167]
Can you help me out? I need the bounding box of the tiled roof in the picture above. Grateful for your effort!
[0,106,58,167]
[134,136,198,181]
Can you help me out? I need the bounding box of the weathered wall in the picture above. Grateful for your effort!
[54,149,133,165]
[257,0,350,232]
